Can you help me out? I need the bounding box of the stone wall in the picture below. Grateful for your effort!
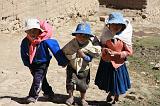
[99,0,147,9]
[0,0,99,33]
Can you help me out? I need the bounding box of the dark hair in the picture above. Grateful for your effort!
[74,33,92,38]
[107,23,126,35]
[119,24,126,32]
[112,24,126,35]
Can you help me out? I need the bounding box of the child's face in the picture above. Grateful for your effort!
[25,28,42,38]
[75,34,90,44]
[108,24,122,35]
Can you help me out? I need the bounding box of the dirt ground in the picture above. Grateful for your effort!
[0,6,160,106]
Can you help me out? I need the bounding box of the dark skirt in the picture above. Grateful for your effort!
[95,59,131,96]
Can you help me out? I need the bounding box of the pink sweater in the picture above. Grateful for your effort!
[102,39,133,69]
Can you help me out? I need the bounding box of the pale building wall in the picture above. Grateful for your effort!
[0,0,99,33]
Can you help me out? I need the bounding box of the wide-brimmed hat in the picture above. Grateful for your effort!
[25,18,43,32]
[72,22,93,37]
[105,12,127,26]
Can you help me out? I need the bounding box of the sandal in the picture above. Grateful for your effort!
[111,100,119,106]
[81,99,89,106]
[26,96,38,103]
[106,96,113,102]
[106,93,113,102]
[66,97,74,106]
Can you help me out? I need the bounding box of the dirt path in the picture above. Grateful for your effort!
[0,12,160,105]
[0,30,108,106]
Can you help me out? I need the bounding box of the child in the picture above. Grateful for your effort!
[95,12,133,105]
[62,22,101,106]
[20,18,68,103]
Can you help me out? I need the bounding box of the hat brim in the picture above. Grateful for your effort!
[105,19,127,26]
[72,31,94,37]
[25,27,44,32]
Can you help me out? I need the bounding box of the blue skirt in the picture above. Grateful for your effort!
[95,59,131,95]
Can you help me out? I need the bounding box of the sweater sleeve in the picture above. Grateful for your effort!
[121,44,133,58]
[20,38,30,67]
[81,42,101,58]
[114,43,133,59]
[46,39,69,66]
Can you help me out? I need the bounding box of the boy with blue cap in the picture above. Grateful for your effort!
[62,22,101,106]
[95,12,133,105]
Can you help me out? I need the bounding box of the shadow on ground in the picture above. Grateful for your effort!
[0,94,111,106]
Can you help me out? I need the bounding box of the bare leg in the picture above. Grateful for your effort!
[77,49,86,58]
[114,95,119,102]
[112,95,119,106]
[81,92,86,100]
[66,90,74,105]
[80,92,88,106]
[106,92,113,102]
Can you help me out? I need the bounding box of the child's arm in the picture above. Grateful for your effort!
[62,39,78,61]
[104,43,133,59]
[114,43,133,58]
[102,48,114,56]
[20,38,30,67]
[46,39,69,66]
[77,49,92,62]
[82,43,101,58]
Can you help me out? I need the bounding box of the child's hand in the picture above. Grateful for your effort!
[62,66,66,68]
[77,49,86,58]
[83,55,92,62]
[102,48,114,56]
[77,49,92,62]
[107,49,114,56]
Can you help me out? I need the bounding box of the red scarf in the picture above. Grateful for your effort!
[27,20,53,64]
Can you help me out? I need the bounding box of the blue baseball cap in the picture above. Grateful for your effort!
[105,12,127,26]
[72,22,93,37]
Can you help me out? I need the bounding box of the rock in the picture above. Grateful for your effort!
[140,52,145,55]
[153,62,160,70]
[142,14,147,19]
[99,16,106,22]
[150,62,155,65]
[138,96,144,100]
[156,80,160,84]
[129,91,136,95]
[155,85,159,89]
[2,29,10,34]
[125,94,137,100]
[132,17,136,21]
[141,71,147,75]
